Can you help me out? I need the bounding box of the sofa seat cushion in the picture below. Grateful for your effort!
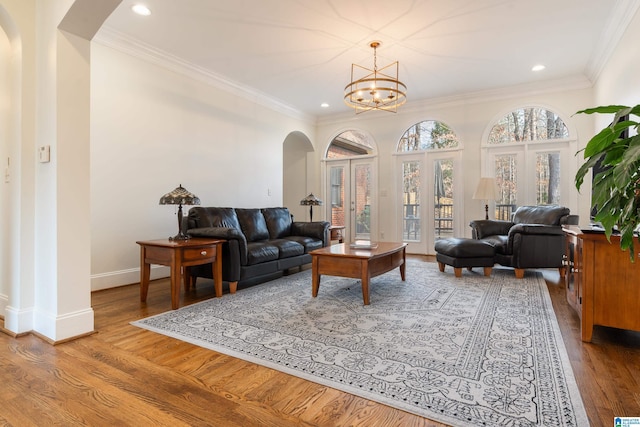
[270,239,304,258]
[246,241,279,265]
[284,236,323,253]
[480,235,508,255]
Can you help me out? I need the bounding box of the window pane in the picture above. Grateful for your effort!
[434,159,453,239]
[398,120,459,152]
[488,108,569,144]
[402,161,420,241]
[494,155,517,220]
[536,152,560,204]
[354,164,371,237]
[330,166,345,226]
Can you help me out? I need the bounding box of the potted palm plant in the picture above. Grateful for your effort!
[575,104,640,259]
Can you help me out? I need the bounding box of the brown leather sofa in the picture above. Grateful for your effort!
[469,205,578,278]
[185,206,329,293]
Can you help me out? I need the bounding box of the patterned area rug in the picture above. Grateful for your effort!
[133,261,588,427]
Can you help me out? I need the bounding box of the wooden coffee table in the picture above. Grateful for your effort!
[310,242,407,305]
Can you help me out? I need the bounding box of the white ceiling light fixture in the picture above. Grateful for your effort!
[532,64,546,72]
[132,4,151,16]
[344,41,407,114]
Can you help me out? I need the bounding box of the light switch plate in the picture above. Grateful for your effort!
[39,145,50,163]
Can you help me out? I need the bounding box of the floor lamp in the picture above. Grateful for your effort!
[472,178,497,220]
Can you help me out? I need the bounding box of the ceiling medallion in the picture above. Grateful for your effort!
[344,41,407,114]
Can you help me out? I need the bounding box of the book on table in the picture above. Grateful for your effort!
[349,240,378,249]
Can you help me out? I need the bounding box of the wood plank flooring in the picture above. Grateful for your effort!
[1,257,639,426]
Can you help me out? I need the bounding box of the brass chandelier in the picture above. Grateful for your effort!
[344,41,407,114]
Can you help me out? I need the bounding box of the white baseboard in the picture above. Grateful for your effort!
[33,306,96,342]
[0,292,7,319]
[91,266,170,291]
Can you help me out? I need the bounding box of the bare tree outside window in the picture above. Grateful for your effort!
[488,108,569,144]
[398,120,459,151]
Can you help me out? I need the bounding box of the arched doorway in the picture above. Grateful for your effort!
[283,131,315,222]
[324,130,378,243]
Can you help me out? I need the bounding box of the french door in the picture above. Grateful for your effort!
[397,151,461,254]
[325,157,376,243]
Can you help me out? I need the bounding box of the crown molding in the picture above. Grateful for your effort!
[317,75,593,126]
[93,26,314,124]
[584,0,640,82]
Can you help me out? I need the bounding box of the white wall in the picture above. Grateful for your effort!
[90,43,315,290]
[316,84,596,246]
[594,7,640,123]
[0,22,9,311]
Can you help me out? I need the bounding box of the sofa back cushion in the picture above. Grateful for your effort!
[513,205,570,226]
[188,207,241,229]
[236,208,270,242]
[262,207,292,239]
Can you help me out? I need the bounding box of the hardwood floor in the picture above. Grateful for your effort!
[1,257,639,426]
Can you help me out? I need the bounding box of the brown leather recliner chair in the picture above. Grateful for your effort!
[469,205,579,278]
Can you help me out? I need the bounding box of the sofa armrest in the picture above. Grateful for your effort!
[469,220,514,239]
[507,224,564,256]
[291,221,331,246]
[187,227,248,266]
[508,223,565,237]
[508,224,566,269]
[561,214,580,225]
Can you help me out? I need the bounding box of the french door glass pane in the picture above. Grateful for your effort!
[354,164,371,238]
[434,159,453,239]
[536,152,560,204]
[330,165,345,227]
[402,161,420,241]
[495,154,518,220]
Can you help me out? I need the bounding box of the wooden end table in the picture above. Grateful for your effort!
[329,225,345,243]
[310,242,407,305]
[136,238,224,309]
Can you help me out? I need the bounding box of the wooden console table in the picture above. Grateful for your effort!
[137,238,224,309]
[563,225,640,342]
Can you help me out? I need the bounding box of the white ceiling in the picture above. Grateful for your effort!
[98,0,635,119]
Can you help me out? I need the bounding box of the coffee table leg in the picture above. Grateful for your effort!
[400,247,406,281]
[312,256,320,297]
[361,260,370,305]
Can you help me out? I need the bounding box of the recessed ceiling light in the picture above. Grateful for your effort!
[132,4,151,16]
[532,64,546,72]
[321,103,330,108]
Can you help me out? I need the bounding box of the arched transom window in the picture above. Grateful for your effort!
[488,107,569,144]
[398,120,459,152]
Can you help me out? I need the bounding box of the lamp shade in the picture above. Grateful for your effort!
[472,178,497,201]
[300,193,323,206]
[159,184,201,206]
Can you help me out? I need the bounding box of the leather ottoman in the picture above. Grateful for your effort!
[434,238,495,277]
